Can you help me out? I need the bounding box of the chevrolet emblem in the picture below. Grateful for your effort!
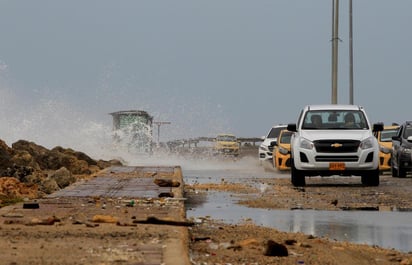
[331,143,343,148]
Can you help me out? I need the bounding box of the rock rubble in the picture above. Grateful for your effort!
[0,139,121,205]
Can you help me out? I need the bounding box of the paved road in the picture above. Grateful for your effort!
[183,160,412,252]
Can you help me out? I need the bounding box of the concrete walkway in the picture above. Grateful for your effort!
[0,166,190,265]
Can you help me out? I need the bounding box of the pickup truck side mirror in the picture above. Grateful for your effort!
[287,123,297,132]
[372,123,384,132]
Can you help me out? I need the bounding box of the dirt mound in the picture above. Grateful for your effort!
[0,139,122,205]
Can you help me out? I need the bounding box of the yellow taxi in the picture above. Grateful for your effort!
[374,124,399,172]
[213,134,240,156]
[273,129,293,170]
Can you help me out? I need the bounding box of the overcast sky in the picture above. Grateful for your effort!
[0,1,411,153]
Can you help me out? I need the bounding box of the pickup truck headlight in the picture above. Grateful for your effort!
[259,145,268,152]
[401,147,412,154]
[299,138,314,150]
[379,145,391,154]
[359,136,374,150]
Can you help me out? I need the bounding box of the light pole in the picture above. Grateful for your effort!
[331,0,339,104]
[153,121,171,146]
[349,0,354,104]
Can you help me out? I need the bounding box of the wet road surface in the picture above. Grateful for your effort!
[183,164,412,253]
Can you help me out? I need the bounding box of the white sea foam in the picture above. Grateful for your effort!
[0,84,261,172]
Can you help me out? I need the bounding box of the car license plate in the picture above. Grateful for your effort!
[329,162,345,170]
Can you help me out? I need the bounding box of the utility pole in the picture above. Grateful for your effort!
[349,0,354,104]
[331,0,339,104]
[153,121,171,146]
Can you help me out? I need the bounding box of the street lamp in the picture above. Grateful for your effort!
[153,121,171,146]
[331,0,339,104]
[349,0,354,104]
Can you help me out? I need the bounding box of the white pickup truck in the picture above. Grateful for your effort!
[287,104,383,187]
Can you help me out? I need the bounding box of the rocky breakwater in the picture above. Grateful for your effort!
[0,139,122,205]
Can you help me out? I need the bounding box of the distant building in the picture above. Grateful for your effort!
[109,110,153,153]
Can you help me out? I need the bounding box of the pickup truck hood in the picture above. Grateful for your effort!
[261,137,277,147]
[300,130,372,142]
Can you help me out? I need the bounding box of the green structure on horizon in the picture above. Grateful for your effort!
[109,110,153,153]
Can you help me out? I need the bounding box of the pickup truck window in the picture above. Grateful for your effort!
[403,127,412,138]
[216,135,236,142]
[302,110,368,130]
[380,129,399,142]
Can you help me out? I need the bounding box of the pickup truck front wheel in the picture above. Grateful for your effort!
[361,168,380,186]
[291,160,306,187]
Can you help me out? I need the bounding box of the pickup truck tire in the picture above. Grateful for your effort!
[361,168,380,186]
[391,165,398,178]
[391,158,406,178]
[291,160,306,187]
[398,166,407,178]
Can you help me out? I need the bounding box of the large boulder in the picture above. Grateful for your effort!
[39,178,60,194]
[11,140,50,169]
[0,139,13,172]
[2,164,35,182]
[97,159,123,169]
[50,167,76,189]
[10,150,41,171]
[52,146,97,166]
[49,150,90,174]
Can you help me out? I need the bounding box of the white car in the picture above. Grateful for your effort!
[259,124,287,163]
[287,104,383,187]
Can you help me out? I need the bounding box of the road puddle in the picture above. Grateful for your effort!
[186,190,412,253]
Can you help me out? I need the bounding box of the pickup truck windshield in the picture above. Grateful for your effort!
[216,135,236,142]
[302,110,369,130]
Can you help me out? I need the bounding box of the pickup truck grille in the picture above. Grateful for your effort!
[315,155,359,162]
[314,140,360,153]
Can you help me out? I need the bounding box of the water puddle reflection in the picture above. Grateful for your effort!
[186,191,412,253]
